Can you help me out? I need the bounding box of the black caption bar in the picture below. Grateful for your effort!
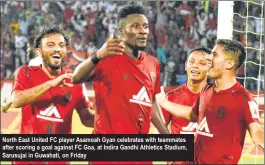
[1,134,194,161]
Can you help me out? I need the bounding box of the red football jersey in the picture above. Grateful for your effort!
[92,52,161,134]
[162,84,199,134]
[12,65,89,134]
[192,82,260,164]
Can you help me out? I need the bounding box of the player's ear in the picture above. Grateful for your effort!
[225,59,236,70]
[118,27,124,39]
[184,60,188,71]
[35,48,42,57]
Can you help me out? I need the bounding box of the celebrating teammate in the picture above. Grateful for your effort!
[11,26,93,165]
[157,39,264,164]
[2,40,40,113]
[162,46,211,165]
[162,46,211,135]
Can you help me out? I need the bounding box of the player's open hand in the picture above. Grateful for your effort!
[155,86,167,105]
[96,34,125,59]
[49,73,73,87]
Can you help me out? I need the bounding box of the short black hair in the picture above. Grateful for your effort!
[216,39,246,69]
[33,26,70,49]
[190,45,211,55]
[117,4,146,23]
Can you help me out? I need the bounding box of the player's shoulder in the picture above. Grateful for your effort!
[16,65,41,74]
[143,51,159,64]
[200,82,215,92]
[232,82,253,100]
[166,84,186,96]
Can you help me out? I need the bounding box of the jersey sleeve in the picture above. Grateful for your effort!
[12,66,31,92]
[93,58,104,81]
[244,94,260,125]
[192,96,200,117]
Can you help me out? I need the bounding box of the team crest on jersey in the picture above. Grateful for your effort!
[150,72,156,84]
[64,92,72,103]
[216,106,226,119]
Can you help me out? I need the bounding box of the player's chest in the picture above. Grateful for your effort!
[198,93,243,123]
[104,61,157,91]
[32,87,78,123]
[30,79,78,115]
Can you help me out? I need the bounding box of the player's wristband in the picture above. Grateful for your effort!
[91,54,100,65]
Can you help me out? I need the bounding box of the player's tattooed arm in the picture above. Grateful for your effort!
[72,34,124,84]
[12,73,72,108]
[248,122,264,152]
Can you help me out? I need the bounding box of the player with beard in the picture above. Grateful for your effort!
[157,39,264,164]
[73,4,169,164]
[11,26,93,165]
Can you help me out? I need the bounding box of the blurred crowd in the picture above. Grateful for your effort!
[0,1,263,91]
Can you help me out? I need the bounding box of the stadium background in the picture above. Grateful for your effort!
[1,1,264,164]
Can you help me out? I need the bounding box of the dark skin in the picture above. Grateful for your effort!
[72,14,169,134]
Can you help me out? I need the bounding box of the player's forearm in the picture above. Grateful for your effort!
[72,56,96,84]
[249,123,264,152]
[81,109,94,127]
[151,102,170,134]
[159,100,194,122]
[12,81,53,108]
[253,131,264,152]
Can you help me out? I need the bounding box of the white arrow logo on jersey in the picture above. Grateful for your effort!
[37,104,63,122]
[129,86,152,107]
[181,122,198,134]
[196,117,213,137]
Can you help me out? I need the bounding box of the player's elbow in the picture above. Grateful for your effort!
[71,75,81,84]
[12,92,23,108]
[12,98,22,108]
[81,119,94,127]
[189,112,198,122]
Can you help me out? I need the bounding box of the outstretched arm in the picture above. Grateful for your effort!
[156,87,198,122]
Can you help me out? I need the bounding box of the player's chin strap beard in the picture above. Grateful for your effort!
[124,42,145,59]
